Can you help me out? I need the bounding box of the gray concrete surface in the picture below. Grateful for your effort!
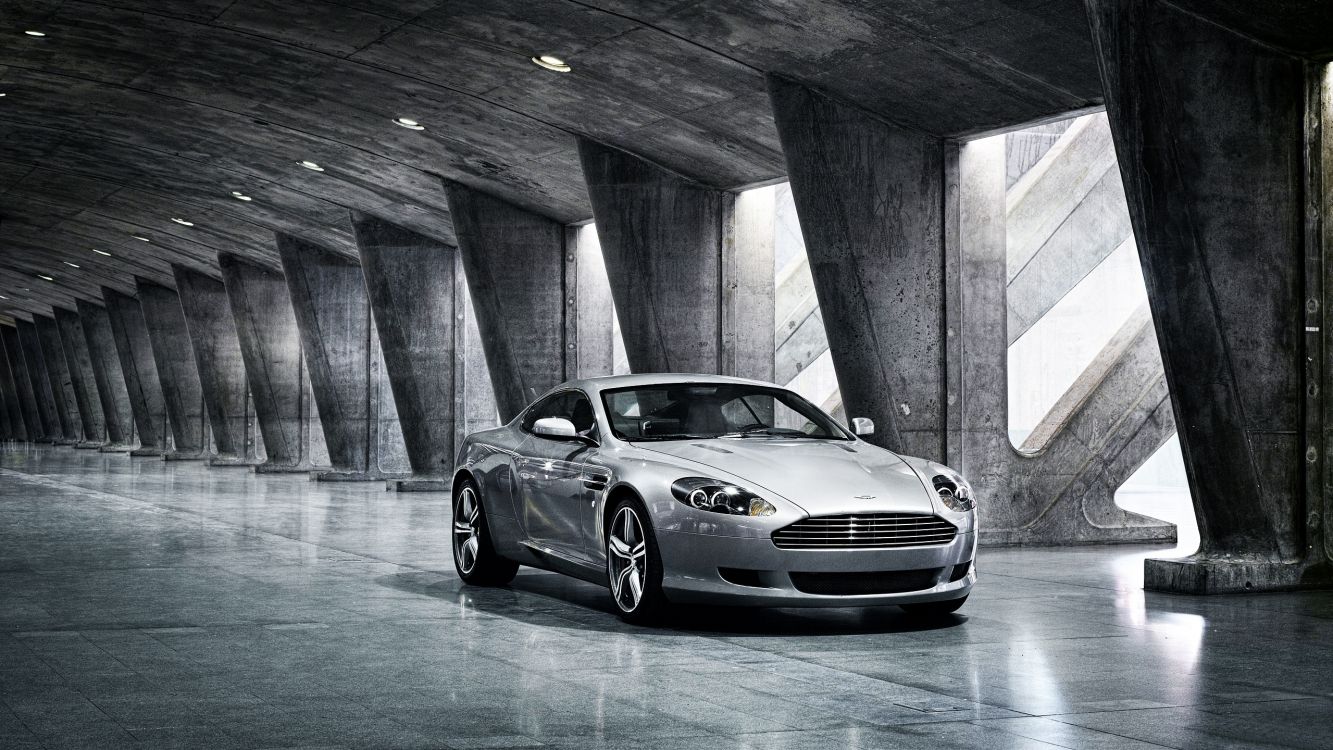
[14,319,60,443]
[75,301,136,452]
[135,279,211,461]
[32,315,81,445]
[0,326,31,441]
[53,308,105,448]
[102,288,169,458]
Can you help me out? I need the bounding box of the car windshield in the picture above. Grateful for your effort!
[601,383,852,442]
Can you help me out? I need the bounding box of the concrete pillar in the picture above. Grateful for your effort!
[1088,0,1333,592]
[2,326,39,441]
[0,326,27,440]
[578,139,774,379]
[33,315,81,444]
[76,300,136,451]
[15,319,61,442]
[454,257,500,442]
[769,77,946,461]
[172,266,261,466]
[351,212,456,490]
[136,279,212,460]
[275,233,407,481]
[443,183,570,422]
[103,288,169,456]
[53,308,106,448]
[566,225,619,380]
[218,253,327,473]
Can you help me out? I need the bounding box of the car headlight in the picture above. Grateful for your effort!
[670,477,777,517]
[932,472,976,512]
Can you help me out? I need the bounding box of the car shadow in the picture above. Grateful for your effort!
[378,568,966,636]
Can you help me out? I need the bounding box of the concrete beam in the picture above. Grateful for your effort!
[443,183,569,422]
[75,300,136,451]
[33,315,81,445]
[275,233,407,481]
[218,253,326,474]
[53,308,106,448]
[102,287,169,457]
[0,326,26,440]
[2,325,41,441]
[173,266,261,466]
[352,212,457,490]
[135,279,211,460]
[769,77,947,461]
[15,319,61,442]
[1088,0,1332,592]
[579,139,774,379]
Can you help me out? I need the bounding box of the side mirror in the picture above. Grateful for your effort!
[851,417,875,436]
[533,417,579,439]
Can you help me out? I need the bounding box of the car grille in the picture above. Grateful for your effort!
[789,568,943,595]
[772,513,957,549]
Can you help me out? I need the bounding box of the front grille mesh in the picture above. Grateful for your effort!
[772,513,957,550]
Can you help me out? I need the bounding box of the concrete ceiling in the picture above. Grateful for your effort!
[0,0,1149,319]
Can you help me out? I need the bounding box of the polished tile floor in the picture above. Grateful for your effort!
[1,445,1330,750]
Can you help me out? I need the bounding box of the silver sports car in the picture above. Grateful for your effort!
[451,374,976,623]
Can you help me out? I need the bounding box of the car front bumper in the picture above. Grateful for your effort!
[655,528,976,607]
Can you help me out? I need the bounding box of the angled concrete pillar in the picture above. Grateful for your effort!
[769,77,947,461]
[443,184,569,422]
[578,139,773,379]
[3,326,40,441]
[76,301,135,451]
[218,253,327,473]
[1089,0,1333,592]
[0,326,27,440]
[34,315,81,444]
[15,319,60,442]
[276,233,407,481]
[454,256,500,442]
[54,308,105,448]
[103,288,169,456]
[173,266,261,466]
[352,212,456,490]
[136,279,211,460]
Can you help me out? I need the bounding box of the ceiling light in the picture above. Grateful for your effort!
[0,295,7,300]
[37,274,53,281]
[531,55,571,73]
[133,235,151,242]
[63,262,80,268]
[393,117,425,131]
[231,191,252,201]
[0,93,6,97]
[171,217,194,226]
[299,160,324,172]
[24,31,46,37]
[92,248,111,256]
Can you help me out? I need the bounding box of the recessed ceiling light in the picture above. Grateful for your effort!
[0,295,7,300]
[171,217,194,226]
[0,93,6,97]
[133,235,151,242]
[24,30,46,37]
[231,191,252,201]
[63,261,80,268]
[299,160,324,172]
[92,248,112,256]
[37,274,53,281]
[393,117,425,131]
[531,55,571,73]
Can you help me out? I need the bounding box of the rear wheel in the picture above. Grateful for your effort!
[900,595,967,617]
[452,479,518,586]
[606,496,668,624]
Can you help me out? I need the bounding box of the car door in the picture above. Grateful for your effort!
[515,392,599,563]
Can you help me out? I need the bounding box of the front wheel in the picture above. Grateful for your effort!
[900,595,967,617]
[452,479,518,586]
[606,497,668,624]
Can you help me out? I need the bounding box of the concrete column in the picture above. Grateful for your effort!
[2,326,39,441]
[54,308,106,448]
[0,325,25,440]
[103,288,169,456]
[443,183,569,422]
[578,139,773,379]
[34,315,81,444]
[218,253,327,473]
[172,266,261,466]
[769,77,947,461]
[454,256,500,443]
[75,300,136,452]
[352,212,456,490]
[137,279,212,460]
[15,319,60,442]
[1088,0,1333,592]
[275,233,407,481]
[566,225,619,380]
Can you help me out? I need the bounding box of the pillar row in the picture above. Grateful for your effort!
[15,319,60,442]
[3,325,40,441]
[0,325,27,441]
[76,300,136,451]
[103,287,170,456]
[54,308,106,448]
[136,279,211,460]
[34,315,81,444]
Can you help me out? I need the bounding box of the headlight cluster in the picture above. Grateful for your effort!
[932,473,976,512]
[671,477,777,517]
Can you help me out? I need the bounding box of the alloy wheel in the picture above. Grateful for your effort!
[454,486,481,575]
[608,505,648,612]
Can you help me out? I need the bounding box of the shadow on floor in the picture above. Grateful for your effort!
[378,568,966,636]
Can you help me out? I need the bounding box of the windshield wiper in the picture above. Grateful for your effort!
[723,426,820,439]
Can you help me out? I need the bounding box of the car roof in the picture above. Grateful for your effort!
[559,372,782,395]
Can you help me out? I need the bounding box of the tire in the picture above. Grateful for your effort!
[605,495,668,624]
[900,595,968,617]
[452,478,519,586]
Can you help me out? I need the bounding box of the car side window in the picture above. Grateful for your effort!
[520,391,599,440]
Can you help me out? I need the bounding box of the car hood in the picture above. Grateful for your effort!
[636,438,936,515]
